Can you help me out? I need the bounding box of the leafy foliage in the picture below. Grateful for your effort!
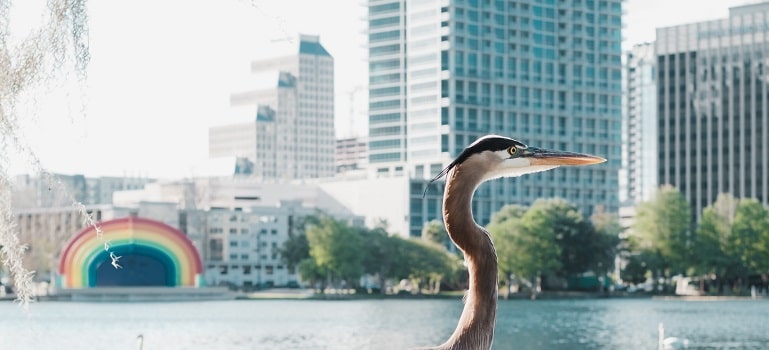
[692,194,739,279]
[421,219,449,248]
[632,185,692,276]
[489,200,621,296]
[625,188,769,294]
[306,217,363,287]
[286,215,458,294]
[489,202,563,293]
[730,199,769,276]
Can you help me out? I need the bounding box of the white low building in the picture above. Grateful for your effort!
[14,177,364,289]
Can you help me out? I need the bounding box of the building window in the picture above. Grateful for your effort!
[209,238,223,261]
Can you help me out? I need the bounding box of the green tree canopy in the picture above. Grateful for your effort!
[394,238,459,294]
[532,199,598,277]
[731,199,769,276]
[306,217,363,287]
[421,219,449,248]
[488,202,562,288]
[489,204,527,225]
[632,185,692,275]
[589,208,622,276]
[359,226,399,293]
[692,193,738,278]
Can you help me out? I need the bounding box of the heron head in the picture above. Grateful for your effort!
[428,135,606,185]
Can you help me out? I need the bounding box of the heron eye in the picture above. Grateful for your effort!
[507,146,517,156]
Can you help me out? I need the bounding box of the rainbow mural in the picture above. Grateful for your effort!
[58,217,203,288]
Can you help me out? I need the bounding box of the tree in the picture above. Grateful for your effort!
[589,208,622,286]
[279,215,321,270]
[297,258,326,290]
[622,253,653,285]
[730,199,769,287]
[487,204,528,298]
[359,227,398,293]
[692,194,738,292]
[487,210,522,298]
[632,185,692,289]
[421,219,449,248]
[692,195,769,293]
[489,202,562,299]
[534,199,598,278]
[489,204,527,225]
[280,230,309,270]
[393,238,458,294]
[305,217,363,291]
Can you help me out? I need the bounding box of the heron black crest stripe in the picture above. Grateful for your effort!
[424,135,527,196]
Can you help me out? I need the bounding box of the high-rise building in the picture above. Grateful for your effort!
[656,2,769,221]
[335,137,369,173]
[210,35,335,180]
[620,43,657,206]
[366,0,623,235]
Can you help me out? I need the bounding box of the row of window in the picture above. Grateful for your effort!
[455,0,620,12]
[214,264,285,275]
[229,240,279,248]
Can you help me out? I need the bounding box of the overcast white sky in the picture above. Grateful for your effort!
[7,0,752,178]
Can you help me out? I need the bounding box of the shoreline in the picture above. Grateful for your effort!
[2,288,765,302]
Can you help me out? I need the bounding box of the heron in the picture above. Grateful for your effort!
[418,135,605,350]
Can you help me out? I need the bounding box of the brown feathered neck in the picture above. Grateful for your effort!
[432,157,499,350]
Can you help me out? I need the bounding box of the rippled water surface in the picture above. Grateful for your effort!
[1,298,768,349]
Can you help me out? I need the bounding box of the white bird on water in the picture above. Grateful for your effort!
[659,323,690,350]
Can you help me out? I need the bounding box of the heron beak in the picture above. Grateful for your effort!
[523,147,606,166]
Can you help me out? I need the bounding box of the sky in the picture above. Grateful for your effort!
[6,0,753,179]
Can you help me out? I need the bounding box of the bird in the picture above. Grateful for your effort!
[659,323,690,350]
[110,252,122,269]
[418,135,605,350]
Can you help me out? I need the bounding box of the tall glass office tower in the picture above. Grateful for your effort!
[657,3,769,221]
[367,0,622,236]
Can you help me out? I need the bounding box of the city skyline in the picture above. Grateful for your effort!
[8,0,750,178]
[363,0,624,231]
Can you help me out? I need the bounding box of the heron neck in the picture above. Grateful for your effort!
[440,165,498,349]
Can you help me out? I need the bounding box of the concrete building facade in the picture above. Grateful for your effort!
[656,3,769,220]
[335,137,369,173]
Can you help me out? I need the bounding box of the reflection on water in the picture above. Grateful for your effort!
[1,298,768,349]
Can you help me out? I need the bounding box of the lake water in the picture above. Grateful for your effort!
[1,298,768,349]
